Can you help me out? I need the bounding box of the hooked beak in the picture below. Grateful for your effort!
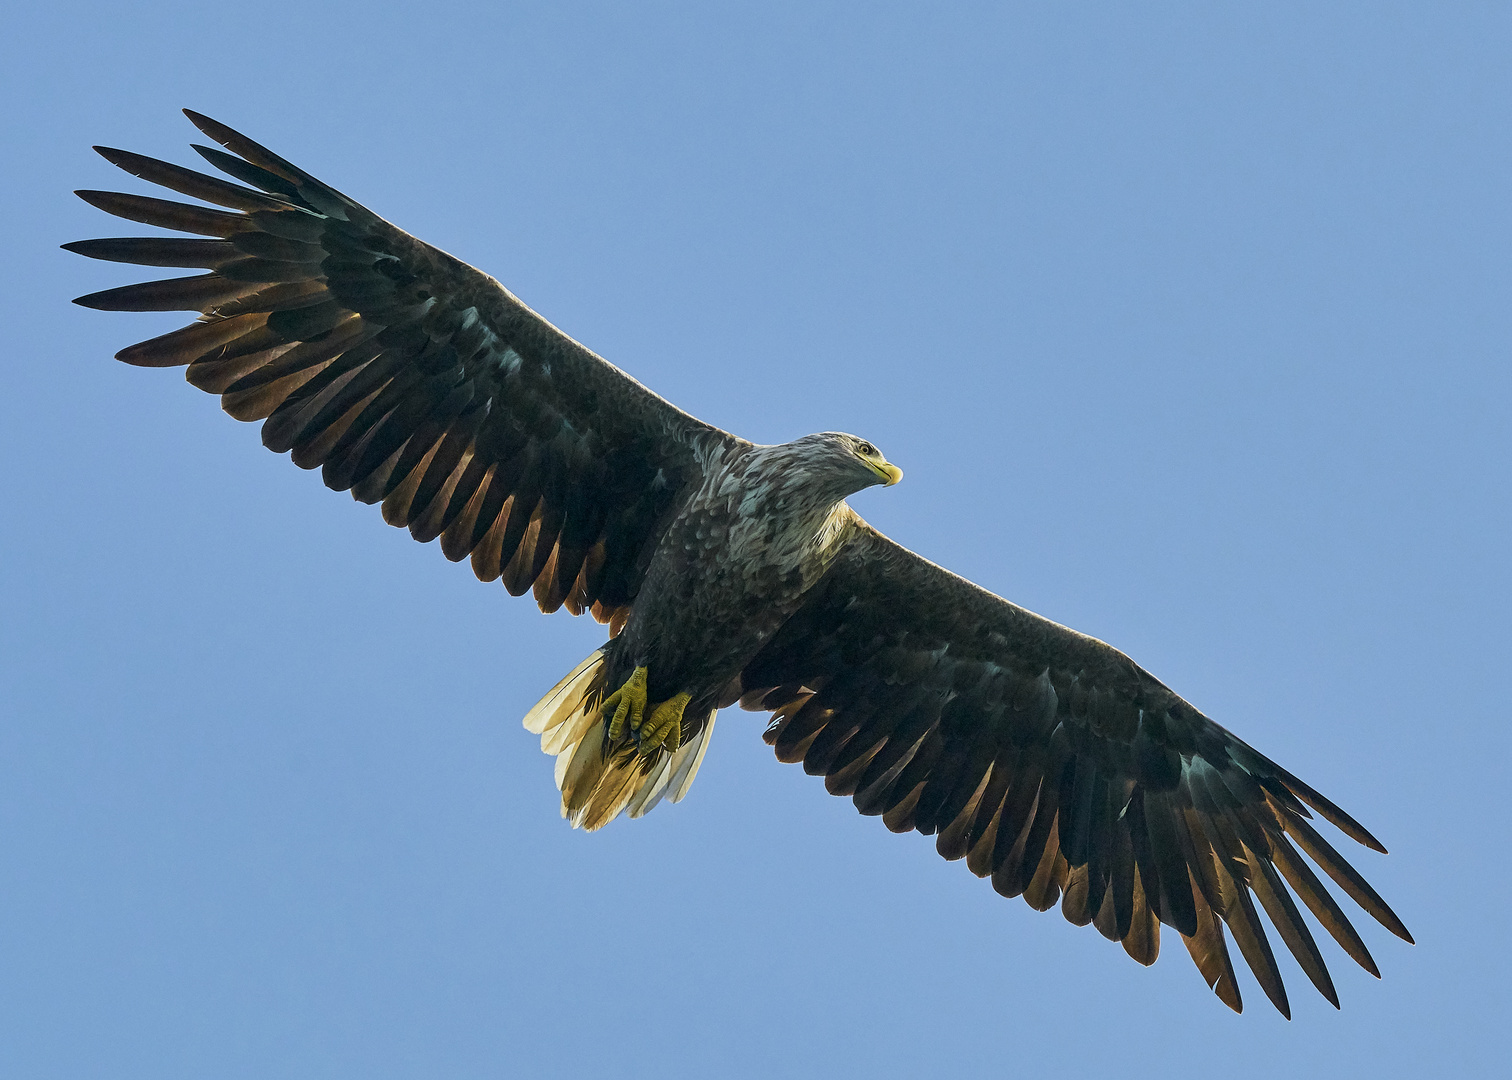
[872,461,903,486]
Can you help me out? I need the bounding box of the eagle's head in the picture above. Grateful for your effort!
[778,432,903,502]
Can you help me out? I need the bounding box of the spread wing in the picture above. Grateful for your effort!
[740,513,1412,1016]
[69,111,740,623]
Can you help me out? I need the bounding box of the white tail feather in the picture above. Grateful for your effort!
[669,713,716,802]
[522,647,718,831]
[634,713,717,818]
[625,754,675,819]
[523,649,605,735]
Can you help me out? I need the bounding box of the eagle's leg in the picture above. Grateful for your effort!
[603,666,648,741]
[602,666,690,755]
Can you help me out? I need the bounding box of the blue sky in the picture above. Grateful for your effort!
[3,3,1508,1077]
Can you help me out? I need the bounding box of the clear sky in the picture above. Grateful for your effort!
[3,3,1507,1077]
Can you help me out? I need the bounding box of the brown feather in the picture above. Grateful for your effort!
[224,318,371,395]
[380,437,444,527]
[187,346,292,394]
[288,386,385,467]
[471,500,514,583]
[1216,861,1290,1018]
[440,477,495,564]
[1122,866,1160,966]
[1021,818,1065,912]
[74,189,246,237]
[75,273,256,313]
[202,279,329,318]
[1282,812,1413,943]
[1269,832,1380,977]
[935,769,993,862]
[1180,879,1243,1013]
[93,145,294,212]
[63,237,236,268]
[1245,840,1339,1008]
[1270,769,1387,853]
[113,311,267,368]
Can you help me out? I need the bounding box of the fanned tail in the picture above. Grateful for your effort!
[523,647,717,831]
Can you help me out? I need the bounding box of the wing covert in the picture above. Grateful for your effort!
[69,111,742,622]
[740,515,1411,1015]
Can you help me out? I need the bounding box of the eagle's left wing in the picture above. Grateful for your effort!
[740,514,1411,1015]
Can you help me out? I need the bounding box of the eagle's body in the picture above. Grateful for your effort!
[619,436,870,707]
[69,112,1412,1018]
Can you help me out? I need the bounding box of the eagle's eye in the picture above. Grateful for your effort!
[858,442,876,457]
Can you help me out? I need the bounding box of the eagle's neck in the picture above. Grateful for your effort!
[713,444,856,580]
[813,500,854,556]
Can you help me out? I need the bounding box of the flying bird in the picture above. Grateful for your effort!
[69,111,1411,1017]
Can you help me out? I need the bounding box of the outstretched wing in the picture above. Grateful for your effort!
[69,111,740,622]
[740,513,1411,1016]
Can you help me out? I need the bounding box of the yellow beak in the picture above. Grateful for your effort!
[873,461,903,486]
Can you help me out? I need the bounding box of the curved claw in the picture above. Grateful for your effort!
[604,666,648,741]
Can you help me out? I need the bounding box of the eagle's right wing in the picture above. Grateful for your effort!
[69,111,742,624]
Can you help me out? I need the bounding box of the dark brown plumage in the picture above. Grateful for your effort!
[70,111,1411,1018]
[70,111,736,631]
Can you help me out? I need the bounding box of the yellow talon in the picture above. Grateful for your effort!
[603,666,648,741]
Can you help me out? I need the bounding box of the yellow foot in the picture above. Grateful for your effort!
[638,692,691,756]
[603,666,648,741]
[601,667,691,755]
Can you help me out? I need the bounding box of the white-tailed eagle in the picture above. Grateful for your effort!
[68,112,1411,1017]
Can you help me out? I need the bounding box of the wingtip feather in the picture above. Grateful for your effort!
[1278,770,1388,853]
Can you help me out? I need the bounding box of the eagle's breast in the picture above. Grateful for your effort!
[616,446,853,700]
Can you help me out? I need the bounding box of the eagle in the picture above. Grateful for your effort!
[69,111,1411,1018]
